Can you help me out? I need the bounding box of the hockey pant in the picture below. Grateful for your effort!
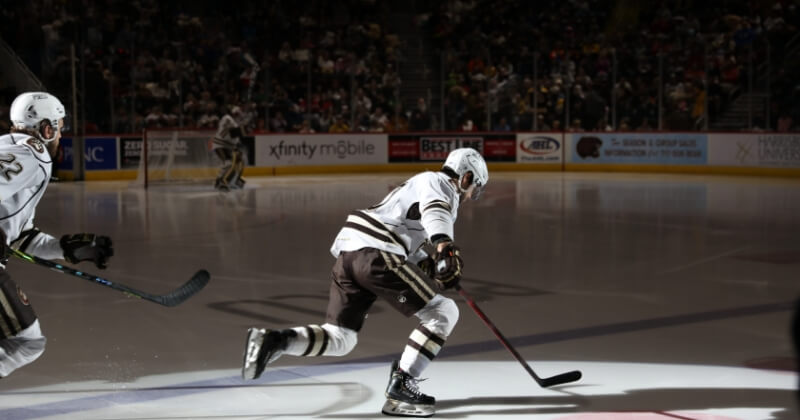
[0,272,45,377]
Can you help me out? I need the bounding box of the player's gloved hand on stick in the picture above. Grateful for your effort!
[434,242,463,290]
[61,233,114,269]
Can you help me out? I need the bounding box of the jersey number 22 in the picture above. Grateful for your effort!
[0,154,23,181]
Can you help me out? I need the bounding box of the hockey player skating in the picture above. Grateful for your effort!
[0,92,114,377]
[242,148,489,417]
[213,106,246,191]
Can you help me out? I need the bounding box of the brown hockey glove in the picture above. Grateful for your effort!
[61,233,114,269]
[434,243,463,290]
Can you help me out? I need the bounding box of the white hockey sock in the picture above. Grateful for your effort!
[284,323,357,357]
[399,295,458,377]
[399,324,445,377]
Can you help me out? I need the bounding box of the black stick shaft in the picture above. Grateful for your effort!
[10,248,208,307]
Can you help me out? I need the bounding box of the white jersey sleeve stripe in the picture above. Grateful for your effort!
[422,200,451,212]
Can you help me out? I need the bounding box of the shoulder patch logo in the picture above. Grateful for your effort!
[17,285,30,306]
[26,138,45,154]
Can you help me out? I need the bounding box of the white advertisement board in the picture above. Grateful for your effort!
[565,132,708,164]
[709,133,800,168]
[516,132,563,163]
[255,134,388,166]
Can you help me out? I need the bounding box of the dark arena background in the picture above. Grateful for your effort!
[0,1,798,419]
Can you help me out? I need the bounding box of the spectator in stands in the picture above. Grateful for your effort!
[777,112,793,132]
[409,97,432,131]
[2,0,793,133]
[270,112,289,133]
[493,116,511,131]
[298,119,316,134]
[329,116,350,133]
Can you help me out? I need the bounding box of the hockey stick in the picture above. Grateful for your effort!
[10,248,210,307]
[455,284,582,387]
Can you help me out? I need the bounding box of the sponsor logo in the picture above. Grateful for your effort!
[520,136,559,155]
[736,141,753,164]
[419,137,483,160]
[17,285,30,306]
[397,295,407,303]
[389,140,418,158]
[576,136,602,159]
[86,146,105,162]
[757,135,800,163]
[147,139,189,157]
[269,139,376,160]
[123,138,142,157]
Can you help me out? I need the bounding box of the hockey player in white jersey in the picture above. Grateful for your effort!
[0,92,114,377]
[242,148,488,417]
[213,106,246,191]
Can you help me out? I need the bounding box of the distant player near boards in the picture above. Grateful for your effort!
[0,92,113,377]
[213,105,246,191]
[242,147,489,417]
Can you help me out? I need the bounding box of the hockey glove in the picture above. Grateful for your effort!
[61,233,114,269]
[434,243,463,290]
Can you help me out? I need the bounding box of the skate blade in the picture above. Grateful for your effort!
[381,399,434,417]
[241,328,264,380]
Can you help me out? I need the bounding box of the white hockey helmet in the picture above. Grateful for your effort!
[443,147,489,200]
[10,92,66,142]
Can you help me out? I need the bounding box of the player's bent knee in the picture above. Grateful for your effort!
[321,323,358,356]
[416,295,459,337]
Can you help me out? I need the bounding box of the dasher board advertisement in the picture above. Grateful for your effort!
[516,133,563,163]
[568,133,708,165]
[255,134,387,166]
[709,133,800,168]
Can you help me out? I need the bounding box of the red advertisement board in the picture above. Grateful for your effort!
[389,134,515,162]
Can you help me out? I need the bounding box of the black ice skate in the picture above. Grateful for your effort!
[214,178,230,192]
[241,328,290,380]
[382,360,435,417]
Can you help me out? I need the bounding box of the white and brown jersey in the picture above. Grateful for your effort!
[330,171,460,262]
[0,133,63,264]
[212,114,241,150]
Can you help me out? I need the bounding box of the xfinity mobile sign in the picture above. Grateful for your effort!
[255,134,388,166]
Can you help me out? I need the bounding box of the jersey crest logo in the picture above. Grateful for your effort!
[26,138,45,154]
[17,285,30,306]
